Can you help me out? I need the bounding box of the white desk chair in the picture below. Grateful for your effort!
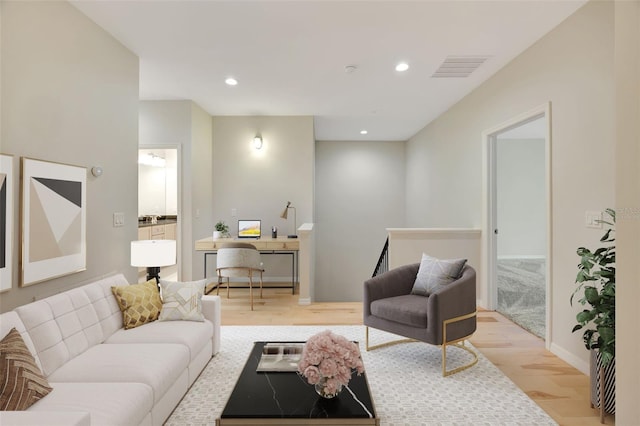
[216,242,264,310]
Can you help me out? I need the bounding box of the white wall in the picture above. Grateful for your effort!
[0,1,139,312]
[211,116,314,280]
[496,138,546,257]
[139,101,213,281]
[614,0,640,422]
[189,103,214,281]
[315,140,405,302]
[405,0,614,373]
[388,228,481,274]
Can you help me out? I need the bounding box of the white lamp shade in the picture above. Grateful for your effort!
[131,240,176,267]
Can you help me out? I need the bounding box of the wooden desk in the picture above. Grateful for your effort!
[195,237,299,293]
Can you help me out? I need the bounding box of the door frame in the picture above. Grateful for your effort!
[481,102,553,347]
[138,144,182,281]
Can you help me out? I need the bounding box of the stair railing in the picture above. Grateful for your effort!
[372,237,389,278]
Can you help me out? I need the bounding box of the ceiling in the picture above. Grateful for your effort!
[71,0,586,141]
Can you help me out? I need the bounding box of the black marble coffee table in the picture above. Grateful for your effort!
[216,341,378,425]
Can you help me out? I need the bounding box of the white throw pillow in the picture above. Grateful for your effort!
[410,253,467,296]
[158,279,207,322]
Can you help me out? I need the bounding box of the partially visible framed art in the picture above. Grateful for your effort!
[1,154,13,292]
[21,158,86,287]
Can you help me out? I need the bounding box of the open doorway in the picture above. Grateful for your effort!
[483,103,552,345]
[495,118,546,338]
[138,148,179,282]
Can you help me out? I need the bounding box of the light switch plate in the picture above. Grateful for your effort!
[585,211,602,229]
[113,212,125,227]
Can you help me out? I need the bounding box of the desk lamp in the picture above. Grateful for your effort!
[279,201,298,238]
[131,239,176,283]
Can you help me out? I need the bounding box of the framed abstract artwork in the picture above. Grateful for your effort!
[1,154,13,292]
[21,158,86,286]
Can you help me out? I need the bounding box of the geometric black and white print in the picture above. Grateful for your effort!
[29,177,82,262]
[21,157,86,287]
[1,172,6,269]
[0,154,13,292]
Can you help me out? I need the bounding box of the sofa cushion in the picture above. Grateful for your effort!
[105,319,213,362]
[111,279,163,329]
[0,328,53,410]
[158,279,206,322]
[47,343,189,404]
[13,274,128,377]
[411,253,467,296]
[0,311,42,371]
[371,294,429,328]
[30,382,153,426]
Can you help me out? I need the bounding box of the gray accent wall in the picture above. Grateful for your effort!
[211,116,314,280]
[405,0,614,372]
[1,1,139,312]
[315,140,405,302]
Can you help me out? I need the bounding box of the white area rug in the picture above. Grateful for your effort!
[166,325,556,426]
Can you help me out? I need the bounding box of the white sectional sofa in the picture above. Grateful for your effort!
[0,273,221,426]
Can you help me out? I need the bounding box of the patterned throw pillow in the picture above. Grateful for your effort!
[111,279,163,329]
[158,279,206,322]
[410,253,467,296]
[0,328,53,410]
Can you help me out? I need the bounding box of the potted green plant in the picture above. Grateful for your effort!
[213,221,230,239]
[571,208,615,420]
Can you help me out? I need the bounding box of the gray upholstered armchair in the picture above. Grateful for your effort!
[363,262,478,376]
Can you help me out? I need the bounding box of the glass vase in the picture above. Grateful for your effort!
[314,376,343,399]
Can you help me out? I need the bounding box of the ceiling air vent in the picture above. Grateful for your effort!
[431,56,490,78]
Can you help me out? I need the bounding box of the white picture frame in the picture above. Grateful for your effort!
[1,154,14,292]
[21,157,87,287]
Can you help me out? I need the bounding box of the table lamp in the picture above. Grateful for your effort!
[280,201,298,238]
[131,239,176,283]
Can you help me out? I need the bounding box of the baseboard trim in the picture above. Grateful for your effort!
[298,297,311,305]
[550,342,589,375]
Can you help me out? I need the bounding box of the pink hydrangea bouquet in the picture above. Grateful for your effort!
[298,330,365,398]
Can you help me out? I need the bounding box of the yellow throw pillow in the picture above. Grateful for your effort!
[111,279,163,330]
[0,328,53,410]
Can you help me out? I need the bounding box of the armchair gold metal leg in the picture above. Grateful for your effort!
[366,311,478,377]
[365,326,417,351]
[442,311,478,377]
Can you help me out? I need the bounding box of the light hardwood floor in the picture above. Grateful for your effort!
[212,285,614,426]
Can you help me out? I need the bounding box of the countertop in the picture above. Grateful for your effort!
[138,217,177,228]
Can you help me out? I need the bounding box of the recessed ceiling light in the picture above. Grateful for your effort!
[395,62,409,72]
[225,77,238,86]
[360,130,368,135]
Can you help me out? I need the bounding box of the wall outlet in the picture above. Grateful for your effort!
[231,208,237,217]
[113,212,125,227]
[585,211,602,229]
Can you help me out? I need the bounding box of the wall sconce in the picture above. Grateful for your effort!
[253,135,263,150]
[91,166,103,177]
[279,201,298,238]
